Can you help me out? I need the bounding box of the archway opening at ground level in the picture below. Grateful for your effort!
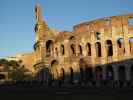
[60,68,65,83]
[95,66,103,80]
[85,67,93,81]
[37,68,50,82]
[69,67,74,83]
[118,66,126,81]
[130,65,133,80]
[80,67,84,82]
[106,65,114,80]
[0,74,5,80]
[51,60,59,80]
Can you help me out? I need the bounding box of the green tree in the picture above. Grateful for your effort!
[10,69,25,81]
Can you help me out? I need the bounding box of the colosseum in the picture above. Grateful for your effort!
[33,4,133,86]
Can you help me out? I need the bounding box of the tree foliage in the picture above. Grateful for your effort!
[0,59,33,81]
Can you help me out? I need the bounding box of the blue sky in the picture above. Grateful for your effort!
[0,0,133,58]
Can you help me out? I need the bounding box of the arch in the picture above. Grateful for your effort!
[60,68,65,82]
[70,44,76,56]
[95,66,103,80]
[79,45,83,55]
[37,68,50,82]
[117,38,124,48]
[51,60,59,80]
[106,65,114,80]
[96,32,101,40]
[117,38,125,55]
[86,43,91,56]
[80,67,84,81]
[95,42,102,57]
[61,44,65,55]
[69,67,74,83]
[55,47,58,56]
[46,40,54,57]
[118,66,126,81]
[0,74,5,80]
[69,36,75,40]
[130,65,133,80]
[106,40,113,56]
[51,60,58,66]
[85,67,93,81]
[79,58,85,82]
[129,37,133,54]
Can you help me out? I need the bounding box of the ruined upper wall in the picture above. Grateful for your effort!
[73,14,133,34]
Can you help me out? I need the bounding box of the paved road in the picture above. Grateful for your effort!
[0,85,133,100]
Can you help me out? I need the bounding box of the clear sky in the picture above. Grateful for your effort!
[0,0,133,58]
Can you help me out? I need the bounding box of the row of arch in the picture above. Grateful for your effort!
[37,60,133,83]
[45,37,133,57]
[50,66,125,82]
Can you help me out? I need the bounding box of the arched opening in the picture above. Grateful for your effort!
[95,42,102,57]
[37,68,50,82]
[117,38,125,56]
[79,58,85,82]
[85,67,93,81]
[37,69,44,81]
[86,43,91,56]
[60,68,65,83]
[55,47,58,56]
[106,65,114,80]
[79,45,83,56]
[61,45,65,55]
[0,74,5,80]
[80,67,84,81]
[130,65,133,80]
[96,32,101,40]
[69,36,75,40]
[70,44,76,56]
[129,37,133,55]
[95,66,103,80]
[106,40,113,56]
[69,67,74,83]
[46,40,54,57]
[51,60,59,80]
[118,66,126,81]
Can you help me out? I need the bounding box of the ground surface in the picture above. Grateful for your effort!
[0,85,133,99]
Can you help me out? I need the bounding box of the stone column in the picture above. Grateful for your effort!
[82,42,86,57]
[75,41,79,56]
[58,43,62,57]
[73,63,80,84]
[100,28,107,64]
[91,31,96,65]
[64,40,69,57]
[102,65,106,80]
[113,65,118,81]
[92,66,96,81]
[91,43,96,64]
[112,27,118,62]
[125,64,131,81]
[123,25,130,57]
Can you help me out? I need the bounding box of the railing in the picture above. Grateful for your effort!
[83,56,92,64]
[95,57,102,64]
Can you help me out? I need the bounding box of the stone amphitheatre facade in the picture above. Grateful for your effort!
[29,4,133,85]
